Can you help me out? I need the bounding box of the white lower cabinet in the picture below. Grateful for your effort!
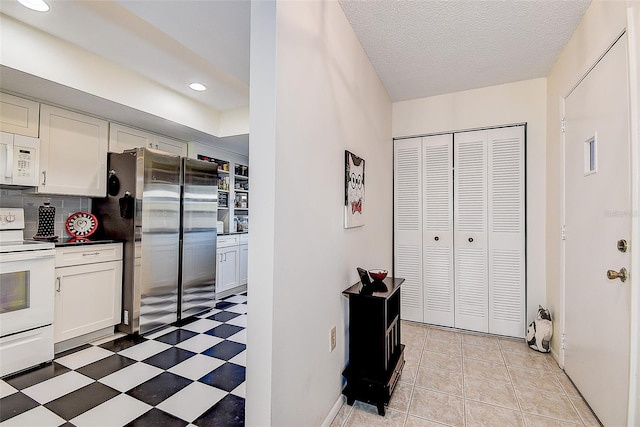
[216,234,249,293]
[239,242,248,286]
[217,245,239,293]
[54,243,123,344]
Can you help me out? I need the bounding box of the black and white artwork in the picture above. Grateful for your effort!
[345,150,365,228]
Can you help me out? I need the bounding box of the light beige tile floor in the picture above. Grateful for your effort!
[331,321,601,427]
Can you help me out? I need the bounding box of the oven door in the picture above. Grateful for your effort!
[0,249,55,337]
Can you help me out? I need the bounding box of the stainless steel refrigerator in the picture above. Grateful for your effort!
[93,148,218,335]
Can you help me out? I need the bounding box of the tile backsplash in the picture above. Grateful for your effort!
[0,189,90,239]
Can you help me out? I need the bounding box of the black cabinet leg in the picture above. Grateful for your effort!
[346,397,355,406]
[377,404,385,416]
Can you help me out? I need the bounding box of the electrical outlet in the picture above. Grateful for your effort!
[330,326,337,352]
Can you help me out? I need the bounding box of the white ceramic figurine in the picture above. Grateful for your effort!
[526,305,553,353]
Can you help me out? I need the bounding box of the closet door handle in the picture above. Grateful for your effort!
[56,277,61,292]
[468,237,474,243]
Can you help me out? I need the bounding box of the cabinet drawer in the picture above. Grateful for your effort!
[217,235,239,248]
[239,234,249,245]
[55,243,123,267]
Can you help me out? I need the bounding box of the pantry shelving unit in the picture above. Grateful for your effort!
[196,154,248,234]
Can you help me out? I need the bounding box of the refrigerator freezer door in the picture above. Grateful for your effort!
[139,149,181,334]
[180,158,218,319]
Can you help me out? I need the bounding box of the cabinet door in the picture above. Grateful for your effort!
[394,137,423,322]
[54,260,122,343]
[109,123,153,153]
[154,135,187,156]
[422,134,454,327]
[454,130,488,333]
[39,105,108,196]
[488,126,525,337]
[218,246,239,292]
[0,93,39,137]
[239,244,248,286]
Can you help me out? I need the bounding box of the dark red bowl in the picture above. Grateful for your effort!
[368,269,388,281]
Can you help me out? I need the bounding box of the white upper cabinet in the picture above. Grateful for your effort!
[154,135,187,156]
[37,104,108,197]
[0,93,40,137]
[109,123,186,156]
[108,123,153,153]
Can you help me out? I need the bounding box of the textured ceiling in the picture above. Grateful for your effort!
[339,0,591,101]
[1,0,592,147]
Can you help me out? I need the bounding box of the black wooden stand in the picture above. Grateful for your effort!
[342,277,404,416]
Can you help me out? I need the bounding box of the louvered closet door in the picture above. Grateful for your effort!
[394,137,423,322]
[422,134,454,327]
[488,126,525,337]
[454,130,488,332]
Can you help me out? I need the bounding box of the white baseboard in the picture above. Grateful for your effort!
[550,347,564,370]
[321,394,345,427]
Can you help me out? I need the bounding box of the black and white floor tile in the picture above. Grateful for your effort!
[0,294,247,427]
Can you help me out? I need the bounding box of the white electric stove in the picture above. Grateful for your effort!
[0,208,56,377]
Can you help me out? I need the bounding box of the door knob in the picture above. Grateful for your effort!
[607,267,628,282]
[617,239,628,253]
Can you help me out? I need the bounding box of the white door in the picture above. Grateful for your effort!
[564,34,632,427]
[422,134,454,327]
[487,126,525,337]
[394,137,423,322]
[454,130,488,332]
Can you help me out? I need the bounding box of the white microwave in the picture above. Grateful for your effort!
[0,131,40,187]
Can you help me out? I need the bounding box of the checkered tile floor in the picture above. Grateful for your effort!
[0,294,247,427]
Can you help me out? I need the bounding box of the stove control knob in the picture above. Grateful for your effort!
[6,214,15,222]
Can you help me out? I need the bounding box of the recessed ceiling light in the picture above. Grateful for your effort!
[189,83,207,92]
[17,0,50,12]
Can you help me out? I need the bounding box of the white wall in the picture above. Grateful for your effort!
[247,0,392,425]
[545,0,631,359]
[392,78,547,327]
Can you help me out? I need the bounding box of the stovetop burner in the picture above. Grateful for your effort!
[0,208,55,253]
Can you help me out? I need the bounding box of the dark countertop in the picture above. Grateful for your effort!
[218,232,249,236]
[31,238,124,247]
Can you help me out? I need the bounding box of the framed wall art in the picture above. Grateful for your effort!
[345,150,365,228]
